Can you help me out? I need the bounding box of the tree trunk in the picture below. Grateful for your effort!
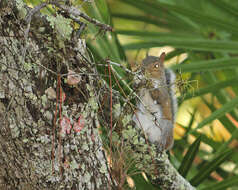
[0,1,196,190]
[0,1,112,189]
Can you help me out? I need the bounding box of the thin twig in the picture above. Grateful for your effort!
[52,75,60,174]
[25,2,48,24]
[22,2,48,62]
[108,62,113,163]
[22,1,112,63]
[50,1,113,32]
[58,76,63,177]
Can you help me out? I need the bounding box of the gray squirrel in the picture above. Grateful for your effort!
[133,52,177,151]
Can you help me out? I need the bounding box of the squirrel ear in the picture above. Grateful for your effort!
[159,52,166,63]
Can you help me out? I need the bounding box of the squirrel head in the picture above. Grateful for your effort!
[142,52,166,80]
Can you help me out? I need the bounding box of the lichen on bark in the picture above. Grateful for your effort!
[0,1,112,189]
[0,1,195,190]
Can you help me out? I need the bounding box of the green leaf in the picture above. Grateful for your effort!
[113,13,166,27]
[210,0,238,18]
[117,0,186,27]
[171,58,238,72]
[120,0,238,35]
[123,40,238,53]
[178,136,201,177]
[132,174,157,190]
[196,96,238,130]
[202,98,236,134]
[95,0,110,24]
[201,99,238,158]
[162,3,238,35]
[190,149,232,186]
[203,72,238,122]
[191,132,220,150]
[198,175,238,190]
[165,49,186,61]
[186,109,197,135]
[117,30,200,39]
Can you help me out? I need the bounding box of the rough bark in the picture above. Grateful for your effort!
[0,1,196,190]
[0,1,112,189]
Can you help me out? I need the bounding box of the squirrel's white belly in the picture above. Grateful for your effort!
[132,88,172,146]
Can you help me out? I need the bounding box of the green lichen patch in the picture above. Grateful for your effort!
[16,0,27,19]
[46,14,73,40]
[23,62,33,72]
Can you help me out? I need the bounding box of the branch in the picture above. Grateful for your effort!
[24,1,112,41]
[25,2,48,24]
[154,152,195,190]
[50,1,113,32]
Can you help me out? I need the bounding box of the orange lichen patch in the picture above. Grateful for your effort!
[73,115,85,133]
[60,116,72,135]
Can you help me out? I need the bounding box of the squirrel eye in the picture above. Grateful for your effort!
[154,64,159,68]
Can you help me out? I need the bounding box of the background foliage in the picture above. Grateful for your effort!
[24,0,238,189]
